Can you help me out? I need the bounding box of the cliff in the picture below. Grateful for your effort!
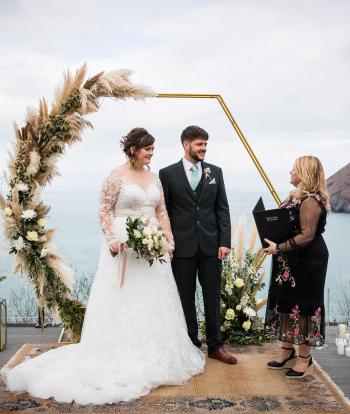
[327,163,350,213]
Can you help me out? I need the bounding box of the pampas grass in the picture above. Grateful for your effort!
[0,64,155,338]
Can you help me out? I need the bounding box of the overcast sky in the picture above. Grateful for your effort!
[0,0,349,201]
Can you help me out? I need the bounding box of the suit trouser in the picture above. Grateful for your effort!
[171,249,223,353]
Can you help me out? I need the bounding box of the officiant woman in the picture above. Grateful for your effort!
[263,155,329,379]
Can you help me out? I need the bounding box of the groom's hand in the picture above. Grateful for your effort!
[218,247,230,260]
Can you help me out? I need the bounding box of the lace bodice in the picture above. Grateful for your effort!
[99,169,174,249]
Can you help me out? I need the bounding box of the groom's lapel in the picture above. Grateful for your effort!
[198,161,209,202]
[175,160,196,201]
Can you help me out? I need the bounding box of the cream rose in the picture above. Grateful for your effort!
[225,308,235,320]
[234,277,245,288]
[4,207,13,217]
[242,320,252,331]
[37,218,45,227]
[26,231,39,242]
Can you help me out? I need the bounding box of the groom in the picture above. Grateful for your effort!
[159,126,237,364]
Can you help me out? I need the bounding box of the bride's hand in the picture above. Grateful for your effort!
[168,249,174,261]
[109,239,125,254]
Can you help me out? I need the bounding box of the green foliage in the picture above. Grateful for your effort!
[58,298,86,341]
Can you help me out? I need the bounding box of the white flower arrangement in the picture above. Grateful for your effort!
[199,219,271,345]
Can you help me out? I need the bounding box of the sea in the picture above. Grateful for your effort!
[0,189,349,322]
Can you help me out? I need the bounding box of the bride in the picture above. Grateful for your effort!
[2,128,205,405]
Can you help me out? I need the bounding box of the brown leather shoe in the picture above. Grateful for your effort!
[208,347,238,364]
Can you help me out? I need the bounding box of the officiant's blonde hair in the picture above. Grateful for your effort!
[292,156,330,211]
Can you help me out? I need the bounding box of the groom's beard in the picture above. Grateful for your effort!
[189,148,206,162]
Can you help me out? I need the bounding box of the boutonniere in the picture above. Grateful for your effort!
[203,167,212,179]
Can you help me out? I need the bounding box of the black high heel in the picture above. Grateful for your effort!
[267,347,297,370]
[285,354,313,379]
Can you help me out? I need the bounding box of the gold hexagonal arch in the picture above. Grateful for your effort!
[156,93,281,205]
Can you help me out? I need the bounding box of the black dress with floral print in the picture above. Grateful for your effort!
[265,194,328,347]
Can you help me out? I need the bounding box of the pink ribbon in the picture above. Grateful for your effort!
[117,242,127,288]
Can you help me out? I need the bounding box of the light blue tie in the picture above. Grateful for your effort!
[190,164,200,190]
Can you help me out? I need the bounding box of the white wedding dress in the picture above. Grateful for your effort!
[2,169,205,405]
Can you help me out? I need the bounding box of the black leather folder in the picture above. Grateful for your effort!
[252,197,295,248]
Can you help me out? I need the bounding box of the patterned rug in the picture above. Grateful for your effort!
[0,343,349,413]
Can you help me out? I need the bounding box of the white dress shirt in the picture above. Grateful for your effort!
[182,158,202,185]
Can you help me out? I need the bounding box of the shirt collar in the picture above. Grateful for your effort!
[182,158,202,172]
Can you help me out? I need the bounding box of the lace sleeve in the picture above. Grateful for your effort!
[98,173,121,243]
[278,197,321,252]
[155,177,174,250]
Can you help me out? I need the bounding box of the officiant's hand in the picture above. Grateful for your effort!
[218,247,230,260]
[264,238,277,255]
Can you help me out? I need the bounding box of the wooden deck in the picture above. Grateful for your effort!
[313,326,350,398]
[0,326,61,369]
[0,325,349,399]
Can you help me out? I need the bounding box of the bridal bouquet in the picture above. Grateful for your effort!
[119,216,168,266]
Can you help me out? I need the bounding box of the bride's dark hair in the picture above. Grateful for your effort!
[120,128,155,166]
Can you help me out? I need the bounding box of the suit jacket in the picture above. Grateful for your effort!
[159,160,231,257]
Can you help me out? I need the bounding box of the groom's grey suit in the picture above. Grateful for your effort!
[159,160,231,352]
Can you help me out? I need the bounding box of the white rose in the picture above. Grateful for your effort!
[143,226,152,236]
[133,229,142,238]
[243,307,257,318]
[236,304,242,311]
[234,278,245,288]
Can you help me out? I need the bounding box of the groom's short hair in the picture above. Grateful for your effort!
[181,126,209,143]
